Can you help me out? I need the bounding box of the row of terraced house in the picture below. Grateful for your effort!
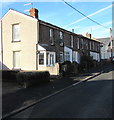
[0,8,101,75]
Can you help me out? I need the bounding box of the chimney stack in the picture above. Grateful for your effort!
[72,29,74,33]
[86,32,91,39]
[29,8,38,19]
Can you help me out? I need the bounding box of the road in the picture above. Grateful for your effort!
[11,66,113,119]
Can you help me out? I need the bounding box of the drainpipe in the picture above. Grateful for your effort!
[36,20,39,70]
[0,20,3,70]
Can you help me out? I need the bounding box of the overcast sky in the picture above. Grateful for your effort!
[1,0,113,38]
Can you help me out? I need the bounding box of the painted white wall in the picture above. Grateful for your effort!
[100,44,111,59]
[90,52,100,62]
[73,51,80,64]
[64,46,72,62]
[2,9,38,70]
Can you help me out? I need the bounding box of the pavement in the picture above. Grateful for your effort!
[2,63,112,119]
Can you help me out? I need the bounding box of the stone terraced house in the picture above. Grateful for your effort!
[1,8,101,75]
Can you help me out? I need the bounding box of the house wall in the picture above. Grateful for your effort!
[90,52,100,62]
[38,63,59,75]
[39,23,64,63]
[100,44,111,59]
[39,22,100,66]
[73,35,79,51]
[2,10,38,70]
[64,32,71,48]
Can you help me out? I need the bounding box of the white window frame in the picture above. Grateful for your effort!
[38,51,45,66]
[12,24,20,42]
[71,35,73,48]
[46,52,56,66]
[13,51,20,69]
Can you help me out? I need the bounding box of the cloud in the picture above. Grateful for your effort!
[63,4,112,28]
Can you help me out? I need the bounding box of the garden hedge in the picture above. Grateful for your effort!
[2,70,20,82]
[16,71,50,88]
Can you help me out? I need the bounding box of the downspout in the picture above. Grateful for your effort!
[0,19,2,120]
[36,20,39,70]
[1,20,3,70]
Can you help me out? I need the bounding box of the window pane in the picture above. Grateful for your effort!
[13,51,20,68]
[60,31,63,39]
[65,52,70,61]
[46,52,49,65]
[12,24,20,41]
[71,35,73,48]
[50,29,53,37]
[50,29,54,45]
[39,53,44,65]
[60,52,63,63]
[77,37,80,49]
[81,38,83,49]
[50,54,54,65]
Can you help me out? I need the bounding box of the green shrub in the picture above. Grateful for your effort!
[61,61,73,76]
[2,70,20,82]
[16,71,50,88]
[72,61,79,74]
[78,55,94,73]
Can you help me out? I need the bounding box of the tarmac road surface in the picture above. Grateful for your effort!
[10,66,113,119]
